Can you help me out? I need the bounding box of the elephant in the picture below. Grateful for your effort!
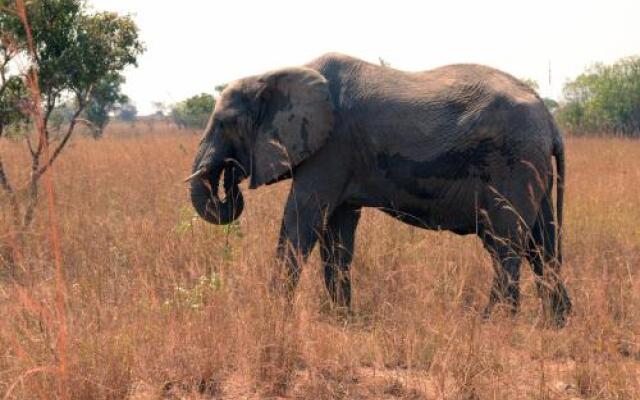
[187,53,571,325]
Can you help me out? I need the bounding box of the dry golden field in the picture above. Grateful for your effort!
[1,122,639,399]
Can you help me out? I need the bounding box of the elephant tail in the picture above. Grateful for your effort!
[552,133,565,265]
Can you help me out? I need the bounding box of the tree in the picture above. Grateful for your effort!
[170,93,215,129]
[543,98,559,113]
[117,101,137,122]
[84,72,128,137]
[49,100,75,132]
[0,16,29,137]
[556,57,640,136]
[0,73,29,136]
[152,101,169,117]
[0,0,144,229]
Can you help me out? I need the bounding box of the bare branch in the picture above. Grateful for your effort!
[0,62,7,97]
[22,151,39,226]
[0,46,11,99]
[35,92,56,157]
[0,155,21,226]
[33,107,84,181]
[0,156,15,196]
[26,133,36,157]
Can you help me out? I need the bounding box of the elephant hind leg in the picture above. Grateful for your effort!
[477,186,535,318]
[526,193,571,327]
[481,230,523,317]
[320,205,361,309]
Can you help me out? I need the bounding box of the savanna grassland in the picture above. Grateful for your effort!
[1,122,639,399]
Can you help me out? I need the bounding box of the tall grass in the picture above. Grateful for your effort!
[1,122,639,399]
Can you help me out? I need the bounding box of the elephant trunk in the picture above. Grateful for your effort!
[190,158,244,225]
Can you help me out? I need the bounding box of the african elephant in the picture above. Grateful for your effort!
[187,53,571,325]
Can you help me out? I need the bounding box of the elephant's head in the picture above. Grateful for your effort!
[187,67,334,225]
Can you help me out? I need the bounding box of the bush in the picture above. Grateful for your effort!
[170,93,215,129]
[557,57,640,136]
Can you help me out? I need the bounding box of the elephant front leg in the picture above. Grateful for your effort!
[275,190,332,301]
[320,205,361,309]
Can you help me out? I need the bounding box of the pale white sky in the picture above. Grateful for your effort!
[90,0,639,115]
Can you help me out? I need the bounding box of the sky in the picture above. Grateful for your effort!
[90,0,640,115]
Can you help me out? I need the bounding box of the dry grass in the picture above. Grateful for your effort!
[1,122,639,399]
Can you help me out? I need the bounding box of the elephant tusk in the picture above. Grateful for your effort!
[183,168,207,183]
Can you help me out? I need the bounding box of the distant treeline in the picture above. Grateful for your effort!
[555,56,640,137]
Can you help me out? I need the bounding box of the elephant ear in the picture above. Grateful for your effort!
[250,67,334,188]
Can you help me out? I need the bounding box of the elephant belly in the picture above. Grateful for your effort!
[381,199,478,235]
[372,178,482,235]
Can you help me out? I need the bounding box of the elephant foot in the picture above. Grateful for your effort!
[483,284,520,321]
[541,283,572,328]
[318,299,353,324]
[482,303,519,322]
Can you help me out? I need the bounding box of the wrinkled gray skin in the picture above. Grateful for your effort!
[190,53,571,326]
